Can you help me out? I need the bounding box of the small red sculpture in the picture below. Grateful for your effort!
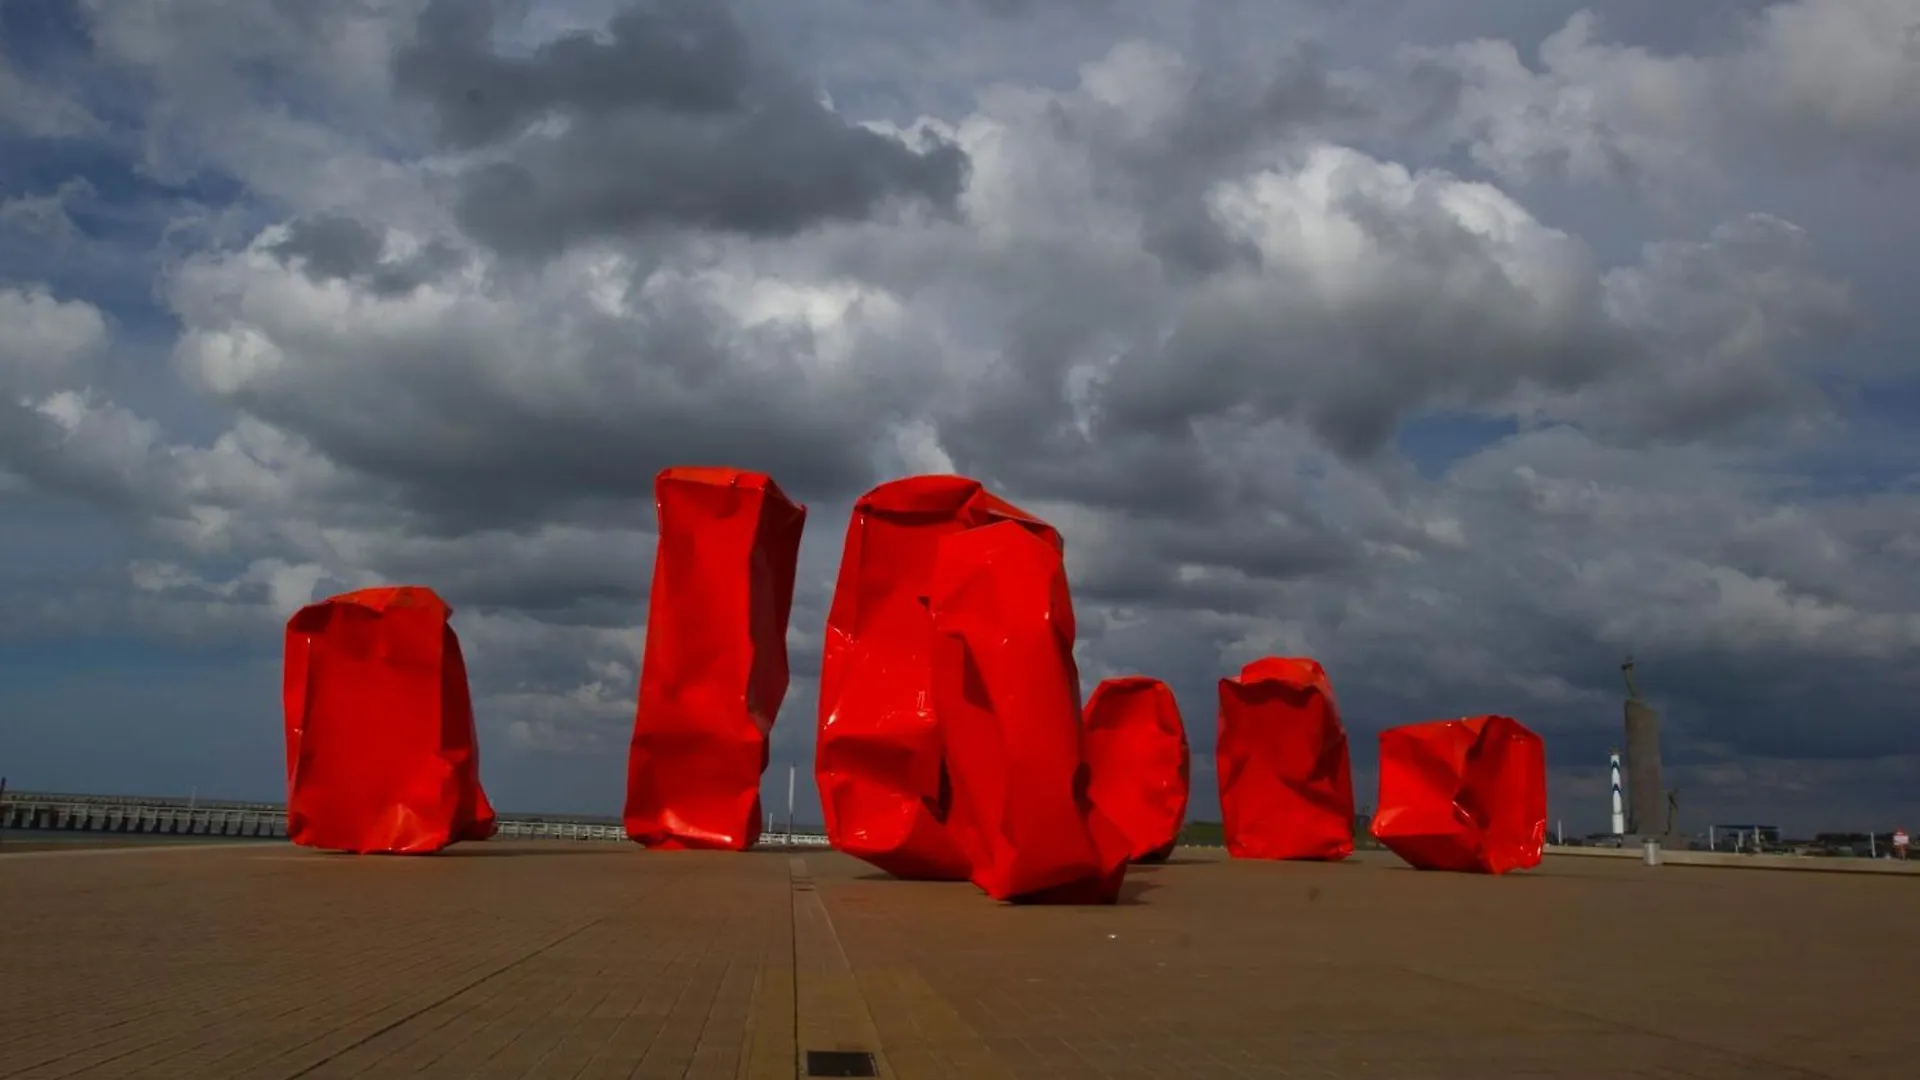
[626,467,806,850]
[815,474,1059,880]
[1082,676,1190,863]
[1215,657,1356,861]
[927,521,1129,903]
[283,586,496,854]
[1371,715,1548,874]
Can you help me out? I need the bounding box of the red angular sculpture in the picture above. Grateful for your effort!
[1371,715,1548,875]
[282,586,497,854]
[816,474,1060,880]
[625,467,806,851]
[927,522,1129,903]
[1083,677,1190,863]
[1216,657,1356,861]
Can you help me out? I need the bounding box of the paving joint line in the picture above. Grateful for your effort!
[1393,963,1842,1080]
[790,855,897,1079]
[275,910,619,1080]
[0,841,284,861]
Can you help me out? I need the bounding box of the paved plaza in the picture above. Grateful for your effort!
[0,841,1912,1079]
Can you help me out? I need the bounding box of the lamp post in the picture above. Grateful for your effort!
[785,765,796,842]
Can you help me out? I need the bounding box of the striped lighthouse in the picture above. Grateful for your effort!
[1609,748,1626,836]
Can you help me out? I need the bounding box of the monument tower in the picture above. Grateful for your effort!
[1621,656,1678,842]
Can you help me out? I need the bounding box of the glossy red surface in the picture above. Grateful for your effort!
[927,522,1129,904]
[1082,676,1191,863]
[815,474,1060,881]
[1215,657,1356,861]
[282,586,496,855]
[1371,715,1549,875]
[625,467,806,851]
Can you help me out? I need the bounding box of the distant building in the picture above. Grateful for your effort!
[1711,824,1781,850]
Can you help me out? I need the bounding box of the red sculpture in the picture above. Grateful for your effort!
[1215,657,1356,861]
[927,522,1129,903]
[1371,715,1548,874]
[816,474,1060,880]
[626,467,806,850]
[282,586,497,854]
[1082,676,1190,863]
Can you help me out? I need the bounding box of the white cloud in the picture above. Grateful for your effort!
[0,287,111,395]
[1411,1,1920,190]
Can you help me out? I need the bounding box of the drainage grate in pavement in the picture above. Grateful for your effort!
[804,1049,879,1077]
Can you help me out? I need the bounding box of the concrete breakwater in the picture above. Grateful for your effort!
[2,793,290,840]
[0,791,838,845]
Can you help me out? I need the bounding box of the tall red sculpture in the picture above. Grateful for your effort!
[816,474,1060,880]
[927,522,1129,903]
[1083,676,1190,863]
[1216,657,1356,861]
[626,467,806,850]
[1371,715,1548,874]
[282,586,497,854]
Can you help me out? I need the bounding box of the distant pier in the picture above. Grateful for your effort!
[0,790,835,846]
[1,791,289,839]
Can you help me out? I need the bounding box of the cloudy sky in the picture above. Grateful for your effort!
[3,0,1917,835]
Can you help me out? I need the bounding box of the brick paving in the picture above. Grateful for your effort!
[0,843,1913,1079]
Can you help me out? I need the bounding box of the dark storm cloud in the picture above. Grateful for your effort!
[1382,0,1766,56]
[451,111,966,257]
[1098,206,1626,462]
[393,0,968,258]
[265,215,381,281]
[949,0,1114,19]
[356,528,654,628]
[392,0,757,149]
[266,214,463,297]
[221,350,880,536]
[1651,650,1920,763]
[167,250,912,536]
[0,397,177,522]
[941,402,1238,524]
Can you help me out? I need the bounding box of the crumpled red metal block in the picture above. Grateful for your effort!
[816,474,1060,880]
[1216,657,1356,861]
[626,467,806,851]
[927,521,1130,903]
[1083,676,1191,863]
[1371,715,1548,874]
[283,586,497,854]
